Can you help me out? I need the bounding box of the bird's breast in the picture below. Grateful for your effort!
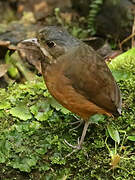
[41,61,111,120]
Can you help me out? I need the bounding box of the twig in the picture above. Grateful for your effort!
[119,32,135,50]
[132,15,135,48]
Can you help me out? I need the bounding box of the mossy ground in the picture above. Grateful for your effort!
[0,51,135,179]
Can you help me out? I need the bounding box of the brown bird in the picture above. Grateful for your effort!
[19,26,122,149]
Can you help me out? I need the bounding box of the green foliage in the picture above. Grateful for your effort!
[0,77,71,174]
[54,8,63,26]
[107,124,120,144]
[0,49,135,179]
[88,0,103,35]
[90,114,105,124]
[71,26,89,39]
[127,136,135,141]
[10,105,32,121]
[108,48,135,75]
[5,51,20,79]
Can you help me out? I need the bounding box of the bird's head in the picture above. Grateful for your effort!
[36,26,81,64]
[17,26,81,70]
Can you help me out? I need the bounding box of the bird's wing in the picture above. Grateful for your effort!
[61,44,122,115]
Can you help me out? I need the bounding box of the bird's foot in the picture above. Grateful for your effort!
[64,121,90,157]
[64,138,81,150]
[64,138,82,157]
[69,119,84,132]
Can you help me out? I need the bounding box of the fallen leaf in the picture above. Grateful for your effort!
[0,64,8,77]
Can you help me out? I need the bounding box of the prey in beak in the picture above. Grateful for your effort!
[18,38,53,65]
[17,38,51,73]
[21,38,53,61]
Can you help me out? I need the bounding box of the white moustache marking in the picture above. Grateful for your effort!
[40,47,51,57]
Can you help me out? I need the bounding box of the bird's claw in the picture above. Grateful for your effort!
[69,119,83,132]
[64,138,82,157]
[64,138,81,150]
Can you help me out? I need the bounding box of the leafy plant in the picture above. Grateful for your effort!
[88,0,103,35]
[0,48,135,179]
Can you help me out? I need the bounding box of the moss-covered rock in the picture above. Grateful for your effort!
[0,49,135,179]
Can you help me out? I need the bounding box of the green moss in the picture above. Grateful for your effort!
[0,49,135,179]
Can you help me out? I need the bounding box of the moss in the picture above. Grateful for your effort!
[0,49,135,179]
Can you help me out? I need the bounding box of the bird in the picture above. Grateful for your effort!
[19,26,122,150]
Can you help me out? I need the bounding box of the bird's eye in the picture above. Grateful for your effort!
[46,41,56,48]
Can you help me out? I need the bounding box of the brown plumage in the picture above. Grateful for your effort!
[19,26,122,149]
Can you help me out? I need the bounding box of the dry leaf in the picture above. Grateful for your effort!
[0,64,8,78]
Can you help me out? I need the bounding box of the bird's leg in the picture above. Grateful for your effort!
[64,120,90,150]
[70,115,82,125]
[77,120,89,148]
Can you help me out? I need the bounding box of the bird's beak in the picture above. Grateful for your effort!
[17,38,40,51]
[21,38,39,45]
